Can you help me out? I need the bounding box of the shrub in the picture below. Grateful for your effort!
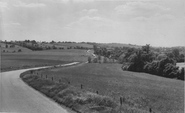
[143,61,158,75]
[18,49,22,52]
[157,57,175,76]
[163,63,179,78]
[103,57,108,63]
[177,68,184,80]
[93,58,98,63]
[88,56,92,63]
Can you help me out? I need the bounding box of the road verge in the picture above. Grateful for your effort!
[20,63,119,113]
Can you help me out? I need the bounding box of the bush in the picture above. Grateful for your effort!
[103,57,108,63]
[142,57,184,80]
[157,57,175,76]
[143,61,158,75]
[18,49,22,52]
[163,63,179,78]
[177,68,184,80]
[93,58,98,63]
[88,56,92,63]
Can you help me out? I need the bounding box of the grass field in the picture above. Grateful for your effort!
[1,49,90,72]
[38,63,184,113]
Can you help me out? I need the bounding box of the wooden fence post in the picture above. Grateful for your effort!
[120,97,123,105]
[149,108,152,113]
[120,97,123,113]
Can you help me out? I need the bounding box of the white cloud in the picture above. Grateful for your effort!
[60,0,94,3]
[66,16,118,30]
[0,1,9,11]
[0,1,7,8]
[79,9,99,17]
[3,22,21,27]
[115,2,170,20]
[14,1,46,8]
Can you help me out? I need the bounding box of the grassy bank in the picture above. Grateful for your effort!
[21,71,146,113]
[38,63,184,113]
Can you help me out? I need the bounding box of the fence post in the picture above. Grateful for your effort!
[96,91,98,94]
[120,97,123,113]
[149,108,152,113]
[120,97,122,105]
[81,84,83,89]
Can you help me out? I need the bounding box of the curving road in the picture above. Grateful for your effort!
[0,62,79,113]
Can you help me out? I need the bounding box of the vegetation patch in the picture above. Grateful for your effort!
[21,69,151,113]
[93,44,184,80]
[39,63,184,113]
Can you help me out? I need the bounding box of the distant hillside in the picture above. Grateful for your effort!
[7,41,94,51]
[42,42,93,49]
[0,42,32,53]
[97,43,141,48]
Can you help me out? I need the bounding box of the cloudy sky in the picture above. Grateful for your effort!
[0,0,185,47]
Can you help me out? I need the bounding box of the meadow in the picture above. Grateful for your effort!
[38,63,184,113]
[1,49,90,72]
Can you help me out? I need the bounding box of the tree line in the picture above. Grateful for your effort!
[93,44,184,80]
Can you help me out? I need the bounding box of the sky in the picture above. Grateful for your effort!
[0,0,185,47]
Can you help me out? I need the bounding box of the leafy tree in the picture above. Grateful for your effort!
[157,53,167,60]
[124,48,136,62]
[128,50,145,72]
[157,57,175,76]
[177,53,184,62]
[31,40,36,44]
[172,48,180,58]
[163,63,179,78]
[143,61,159,75]
[166,52,175,59]
[142,44,150,53]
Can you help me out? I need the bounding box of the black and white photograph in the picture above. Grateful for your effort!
[0,0,184,113]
